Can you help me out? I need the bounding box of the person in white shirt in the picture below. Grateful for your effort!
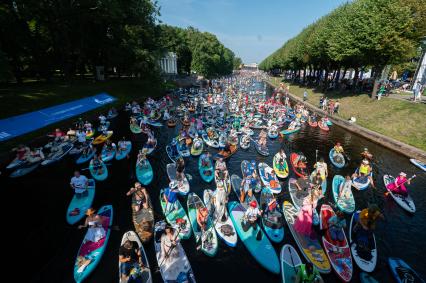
[70,170,89,198]
[99,114,107,124]
[76,130,87,144]
[243,200,263,240]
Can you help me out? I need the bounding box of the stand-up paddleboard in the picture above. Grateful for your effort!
[383,174,416,213]
[136,158,153,186]
[118,231,152,283]
[329,148,345,168]
[332,175,355,214]
[388,257,425,283]
[159,189,191,239]
[273,152,289,178]
[154,221,196,282]
[187,193,218,257]
[258,162,282,194]
[320,204,353,282]
[203,189,237,247]
[349,211,377,272]
[198,153,214,183]
[66,179,95,225]
[73,205,113,283]
[283,201,331,274]
[115,141,132,160]
[259,188,284,243]
[228,201,280,274]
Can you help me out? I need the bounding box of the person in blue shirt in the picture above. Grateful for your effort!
[163,181,179,214]
[327,210,347,244]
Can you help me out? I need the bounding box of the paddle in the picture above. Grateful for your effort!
[69,225,120,231]
[155,221,185,273]
[287,245,299,275]
[384,175,416,196]
[80,163,111,171]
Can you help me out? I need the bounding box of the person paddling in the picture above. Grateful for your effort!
[126,182,149,212]
[353,159,375,188]
[119,240,144,282]
[70,170,89,198]
[354,204,384,251]
[385,172,411,197]
[163,181,179,214]
[243,201,263,240]
[78,208,106,242]
[160,226,179,263]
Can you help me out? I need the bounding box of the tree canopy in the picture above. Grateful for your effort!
[159,25,235,78]
[259,0,426,82]
[0,0,237,83]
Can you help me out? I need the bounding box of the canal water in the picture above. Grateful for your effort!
[1,83,425,283]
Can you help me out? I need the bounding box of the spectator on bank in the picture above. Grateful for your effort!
[334,100,340,114]
[303,89,308,101]
[328,100,335,115]
[413,81,421,102]
[319,96,324,108]
[322,97,328,111]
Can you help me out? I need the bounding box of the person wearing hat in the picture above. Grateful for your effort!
[353,159,375,188]
[163,181,179,214]
[294,185,323,237]
[360,147,373,160]
[126,182,149,212]
[70,170,89,199]
[385,172,411,197]
[78,208,106,243]
[244,200,262,231]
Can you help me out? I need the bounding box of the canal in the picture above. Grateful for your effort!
[1,82,425,283]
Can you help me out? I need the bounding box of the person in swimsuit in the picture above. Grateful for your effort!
[78,208,106,242]
[126,182,149,212]
[196,205,209,232]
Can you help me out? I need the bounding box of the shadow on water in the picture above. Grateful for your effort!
[1,83,425,283]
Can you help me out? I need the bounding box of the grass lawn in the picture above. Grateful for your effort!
[0,78,171,154]
[268,77,426,151]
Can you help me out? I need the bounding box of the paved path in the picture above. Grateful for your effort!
[388,93,426,104]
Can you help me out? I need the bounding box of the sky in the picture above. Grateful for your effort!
[157,0,348,63]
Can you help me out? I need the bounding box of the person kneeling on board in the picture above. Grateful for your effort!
[119,240,144,282]
[242,201,263,240]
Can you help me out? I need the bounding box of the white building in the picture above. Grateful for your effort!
[159,52,177,74]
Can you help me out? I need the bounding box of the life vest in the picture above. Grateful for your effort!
[359,164,369,175]
[299,264,319,283]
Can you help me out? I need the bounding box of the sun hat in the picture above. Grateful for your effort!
[86,208,96,216]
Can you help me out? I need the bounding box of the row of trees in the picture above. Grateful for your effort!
[259,0,426,95]
[159,25,240,78]
[0,0,238,83]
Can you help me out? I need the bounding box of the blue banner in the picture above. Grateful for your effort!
[0,93,116,141]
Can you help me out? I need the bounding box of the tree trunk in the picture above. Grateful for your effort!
[371,66,383,99]
[352,67,360,93]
